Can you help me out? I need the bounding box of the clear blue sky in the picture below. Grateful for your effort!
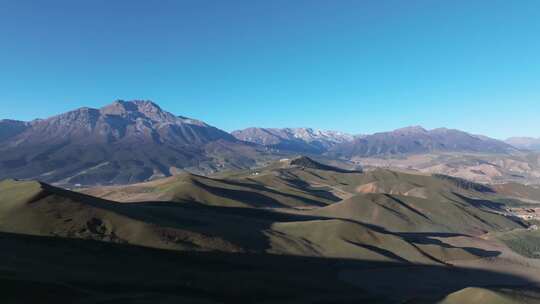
[0,0,539,139]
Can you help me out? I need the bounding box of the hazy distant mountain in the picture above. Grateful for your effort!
[506,137,540,151]
[232,127,354,154]
[0,100,261,185]
[330,126,516,158]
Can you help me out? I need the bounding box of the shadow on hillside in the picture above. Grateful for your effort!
[218,178,338,205]
[453,192,506,211]
[0,231,537,304]
[34,182,509,265]
[191,178,290,208]
[279,176,343,202]
[40,182,330,250]
[35,183,508,260]
[433,174,495,193]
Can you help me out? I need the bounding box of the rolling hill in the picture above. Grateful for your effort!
[3,157,540,302]
[2,174,502,265]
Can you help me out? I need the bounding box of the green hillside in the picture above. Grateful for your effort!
[3,157,540,303]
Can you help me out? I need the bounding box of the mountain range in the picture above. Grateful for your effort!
[231,127,355,154]
[328,126,517,157]
[506,137,540,151]
[0,100,535,186]
[232,125,518,156]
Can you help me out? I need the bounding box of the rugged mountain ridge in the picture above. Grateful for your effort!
[1,100,235,146]
[232,127,353,154]
[331,126,516,157]
[0,100,262,186]
[233,126,516,156]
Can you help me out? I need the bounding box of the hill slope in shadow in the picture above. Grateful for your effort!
[3,157,540,303]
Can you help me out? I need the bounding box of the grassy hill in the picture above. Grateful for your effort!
[3,157,540,303]
[1,178,496,264]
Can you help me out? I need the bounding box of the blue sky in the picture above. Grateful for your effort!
[0,0,538,139]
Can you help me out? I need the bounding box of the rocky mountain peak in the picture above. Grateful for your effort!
[43,107,101,131]
[100,100,135,115]
[392,126,428,134]
[0,100,249,185]
[130,100,164,115]
[99,100,173,122]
